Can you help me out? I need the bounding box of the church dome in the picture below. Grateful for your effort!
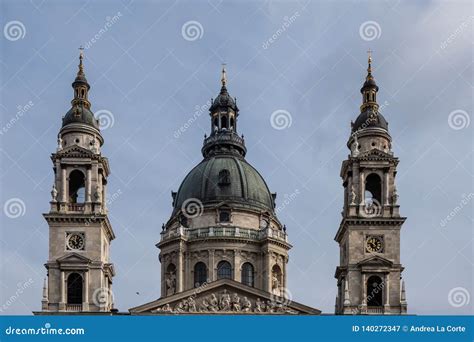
[352,108,388,132]
[62,106,99,129]
[173,154,274,214]
[61,50,99,130]
[209,85,238,112]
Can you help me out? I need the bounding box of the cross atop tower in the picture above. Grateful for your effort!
[367,49,373,73]
[221,63,227,87]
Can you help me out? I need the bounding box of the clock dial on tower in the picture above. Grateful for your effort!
[365,235,383,253]
[66,232,85,250]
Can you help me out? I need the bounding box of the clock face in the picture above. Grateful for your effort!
[366,235,383,253]
[67,233,85,250]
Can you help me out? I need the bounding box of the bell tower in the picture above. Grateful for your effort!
[41,50,115,313]
[334,52,407,315]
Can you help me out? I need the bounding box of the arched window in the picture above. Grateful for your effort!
[218,169,230,185]
[241,262,254,287]
[221,116,228,129]
[365,173,382,205]
[67,273,83,304]
[366,275,384,307]
[217,261,232,280]
[213,117,219,131]
[69,170,85,203]
[194,262,207,287]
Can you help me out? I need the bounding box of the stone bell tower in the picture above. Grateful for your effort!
[40,50,115,313]
[334,53,407,315]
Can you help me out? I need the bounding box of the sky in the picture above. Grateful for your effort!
[0,0,472,315]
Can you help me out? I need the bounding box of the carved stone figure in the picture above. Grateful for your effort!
[392,186,399,205]
[351,135,360,157]
[209,294,219,312]
[94,185,101,202]
[350,185,356,205]
[271,274,280,295]
[220,290,231,311]
[174,300,184,313]
[57,136,63,151]
[165,271,176,296]
[266,300,275,313]
[254,298,264,312]
[162,303,172,313]
[188,297,196,312]
[241,296,251,312]
[51,184,58,202]
[231,293,241,311]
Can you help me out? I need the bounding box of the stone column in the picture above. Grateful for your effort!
[361,273,367,314]
[61,168,67,202]
[83,271,89,311]
[384,273,390,311]
[209,249,215,282]
[359,172,365,205]
[384,172,389,205]
[177,244,184,293]
[233,250,241,283]
[265,251,272,292]
[59,271,66,310]
[86,168,92,203]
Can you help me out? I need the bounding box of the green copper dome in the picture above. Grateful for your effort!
[173,155,274,214]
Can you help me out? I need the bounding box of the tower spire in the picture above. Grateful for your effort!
[71,48,91,110]
[78,46,85,77]
[221,63,227,87]
[360,50,379,112]
[367,49,372,77]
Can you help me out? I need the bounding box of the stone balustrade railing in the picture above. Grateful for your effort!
[160,226,288,243]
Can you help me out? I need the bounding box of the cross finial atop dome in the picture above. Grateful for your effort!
[78,46,85,76]
[367,49,372,75]
[221,63,227,87]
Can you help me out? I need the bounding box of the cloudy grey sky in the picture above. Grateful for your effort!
[0,0,472,315]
